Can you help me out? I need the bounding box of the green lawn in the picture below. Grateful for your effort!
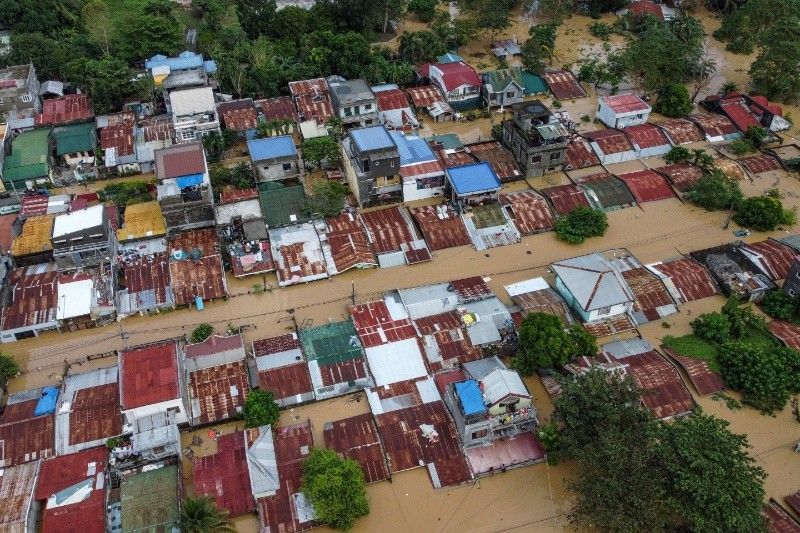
[471,203,507,229]
[663,334,720,372]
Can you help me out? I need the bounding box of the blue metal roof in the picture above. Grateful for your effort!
[350,125,396,153]
[145,51,217,73]
[390,132,436,165]
[438,52,464,64]
[455,380,486,416]
[34,386,59,417]
[447,162,502,196]
[247,135,297,161]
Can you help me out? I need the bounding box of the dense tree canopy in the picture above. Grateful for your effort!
[513,313,597,375]
[554,206,608,244]
[718,341,799,413]
[305,180,349,218]
[685,169,743,211]
[733,193,795,232]
[302,448,369,530]
[243,389,281,428]
[750,18,800,103]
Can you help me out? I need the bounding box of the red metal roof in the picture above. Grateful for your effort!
[565,137,601,170]
[256,421,316,533]
[351,300,417,348]
[409,205,471,251]
[622,123,669,149]
[360,207,416,254]
[656,118,704,145]
[325,213,377,272]
[744,239,797,280]
[621,267,676,321]
[662,347,724,395]
[466,141,521,181]
[434,146,477,168]
[540,184,590,215]
[100,113,136,157]
[763,500,800,533]
[1,266,58,331]
[189,360,250,425]
[155,142,206,180]
[786,491,800,516]
[69,383,122,448]
[629,0,665,20]
[288,78,333,124]
[258,362,314,401]
[193,431,254,517]
[737,153,783,174]
[185,334,244,359]
[168,229,227,305]
[219,187,258,204]
[218,99,259,132]
[19,194,49,218]
[433,369,466,396]
[256,96,299,122]
[275,240,328,286]
[324,413,389,483]
[768,320,800,350]
[120,252,171,307]
[654,163,704,192]
[499,190,555,234]
[375,88,411,111]
[140,117,174,143]
[584,128,634,155]
[616,169,676,203]
[451,276,493,302]
[375,401,472,488]
[432,62,481,92]
[317,358,369,387]
[399,160,444,178]
[649,258,719,303]
[0,214,16,254]
[37,447,107,533]
[0,408,54,466]
[253,333,300,357]
[542,69,586,99]
[406,86,445,108]
[689,113,738,138]
[36,94,94,126]
[414,317,482,372]
[720,97,760,132]
[604,93,650,114]
[120,341,179,410]
[751,95,783,117]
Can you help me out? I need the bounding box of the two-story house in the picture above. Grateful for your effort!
[501,100,569,177]
[51,204,116,270]
[328,78,378,128]
[0,64,41,126]
[154,142,215,232]
[428,62,482,111]
[167,86,220,143]
[247,135,300,183]
[482,69,525,108]
[342,125,401,206]
[443,356,538,448]
[596,93,651,129]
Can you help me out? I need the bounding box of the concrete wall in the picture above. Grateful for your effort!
[254,156,299,182]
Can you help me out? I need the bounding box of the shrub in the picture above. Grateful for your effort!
[0,354,19,387]
[664,146,691,164]
[690,312,731,344]
[654,83,693,117]
[243,389,280,428]
[554,206,608,244]
[190,323,214,343]
[760,289,797,321]
[589,22,614,40]
[729,138,756,155]
[733,195,795,231]
[302,448,369,530]
[685,169,743,211]
[513,313,597,374]
[717,341,794,414]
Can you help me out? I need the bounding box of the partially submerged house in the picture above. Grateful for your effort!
[597,93,651,129]
[55,366,121,455]
[342,125,401,206]
[446,161,502,206]
[372,84,419,132]
[655,118,705,146]
[504,277,573,325]
[690,244,774,302]
[0,263,59,342]
[247,135,299,183]
[0,386,58,467]
[167,228,227,305]
[0,461,40,532]
[253,333,315,407]
[688,113,740,143]
[583,129,637,164]
[621,123,671,157]
[427,61,482,111]
[541,69,587,100]
[52,204,116,270]
[51,122,97,174]
[501,100,569,177]
[10,214,54,267]
[646,257,720,305]
[575,172,637,211]
[482,68,525,108]
[154,141,214,232]
[405,85,453,123]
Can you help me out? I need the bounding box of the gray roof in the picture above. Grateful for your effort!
[329,78,375,106]
[481,368,529,405]
[779,234,800,252]
[397,282,458,320]
[246,425,279,498]
[552,253,635,311]
[602,338,653,359]
[464,355,505,381]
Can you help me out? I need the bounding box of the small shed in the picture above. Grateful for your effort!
[597,93,651,129]
[446,162,502,204]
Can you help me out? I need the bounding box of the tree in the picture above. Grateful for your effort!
[116,0,184,62]
[408,0,438,22]
[521,23,558,74]
[733,194,795,232]
[721,294,766,339]
[685,169,742,211]
[243,389,280,428]
[513,313,597,375]
[690,312,731,343]
[301,448,369,530]
[664,146,691,164]
[191,323,214,343]
[750,18,800,103]
[554,206,608,244]
[714,0,800,54]
[98,181,152,206]
[235,0,277,39]
[717,341,795,413]
[178,495,234,533]
[656,413,766,532]
[202,132,226,163]
[305,180,350,218]
[230,162,255,189]
[576,52,625,92]
[459,0,515,37]
[431,12,478,50]
[760,289,798,321]
[82,0,113,55]
[0,354,19,388]
[302,136,340,169]
[397,31,446,64]
[65,56,145,114]
[654,83,693,117]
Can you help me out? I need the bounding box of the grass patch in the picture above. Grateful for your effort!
[663,334,720,372]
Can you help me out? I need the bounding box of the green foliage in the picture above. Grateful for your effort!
[554,206,608,244]
[750,17,800,103]
[729,138,757,155]
[0,354,19,387]
[690,312,731,344]
[257,119,295,139]
[537,420,562,464]
[654,83,693,117]
[397,31,447,64]
[664,146,691,164]
[662,334,720,371]
[302,448,369,530]
[210,163,255,192]
[98,181,152,206]
[589,21,614,40]
[721,295,767,339]
[408,0,438,22]
[685,169,743,211]
[459,0,517,36]
[577,53,625,91]
[431,12,478,50]
[302,136,340,169]
[115,0,184,62]
[65,56,145,114]
[178,495,234,533]
[760,289,799,321]
[243,389,280,428]
[106,437,121,449]
[203,132,226,163]
[513,313,597,375]
[305,180,350,218]
[745,125,767,147]
[733,195,795,231]
[521,23,558,74]
[191,323,214,343]
[714,0,800,55]
[717,341,796,413]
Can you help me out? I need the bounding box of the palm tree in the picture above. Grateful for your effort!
[178,495,234,533]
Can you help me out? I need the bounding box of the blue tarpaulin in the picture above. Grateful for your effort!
[454,380,486,416]
[34,386,60,416]
[176,174,204,189]
[195,296,204,310]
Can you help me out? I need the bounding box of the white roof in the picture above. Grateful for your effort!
[481,368,529,405]
[246,425,279,498]
[56,277,94,320]
[52,204,104,238]
[365,337,427,387]
[504,277,550,298]
[170,86,216,117]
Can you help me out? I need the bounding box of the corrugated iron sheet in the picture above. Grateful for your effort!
[654,163,704,192]
[193,431,254,517]
[258,363,314,401]
[289,78,333,124]
[661,347,724,395]
[616,169,676,203]
[649,258,719,303]
[576,172,637,210]
[540,184,590,215]
[621,267,676,321]
[451,276,493,302]
[622,123,669,149]
[762,500,800,533]
[689,113,738,138]
[499,190,555,234]
[360,207,417,254]
[0,409,54,466]
[584,129,634,155]
[745,239,797,280]
[189,360,250,425]
[714,158,748,181]
[565,137,601,170]
[737,154,783,174]
[69,383,122,448]
[466,141,521,181]
[1,266,58,331]
[324,413,389,483]
[656,118,704,145]
[120,341,179,410]
[786,491,800,517]
[541,70,586,99]
[768,320,800,350]
[351,300,417,348]
[405,86,445,108]
[409,205,471,251]
[325,213,377,272]
[36,94,94,125]
[168,229,227,305]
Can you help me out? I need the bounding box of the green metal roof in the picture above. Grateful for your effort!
[520,70,549,95]
[484,68,523,92]
[2,128,51,184]
[52,122,96,156]
[299,320,363,364]
[120,465,179,532]
[258,181,311,227]
[426,133,463,151]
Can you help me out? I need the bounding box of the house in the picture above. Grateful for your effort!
[690,244,774,302]
[552,252,636,325]
[193,431,255,517]
[35,94,94,127]
[167,86,220,142]
[443,356,537,448]
[145,51,217,91]
[541,69,587,100]
[428,61,482,111]
[154,141,214,232]
[466,141,521,182]
[247,135,299,182]
[372,84,419,132]
[10,214,54,266]
[0,264,59,342]
[391,131,446,201]
[504,277,574,325]
[328,78,378,128]
[254,333,314,407]
[184,334,250,426]
[597,93,651,128]
[115,462,181,532]
[256,96,299,136]
[702,92,790,133]
[288,78,334,138]
[2,128,53,190]
[584,128,637,164]
[51,204,115,270]
[119,340,189,425]
[501,101,569,177]
[688,113,740,143]
[405,85,453,123]
[55,270,117,329]
[782,256,800,297]
[136,117,175,172]
[167,228,227,304]
[99,112,138,173]
[656,118,705,145]
[621,123,671,157]
[342,125,401,206]
[482,68,525,108]
[0,387,58,467]
[446,161,502,205]
[491,38,522,59]
[0,64,41,125]
[0,461,40,533]
[739,238,798,282]
[217,98,259,137]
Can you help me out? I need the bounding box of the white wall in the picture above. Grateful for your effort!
[123,397,189,426]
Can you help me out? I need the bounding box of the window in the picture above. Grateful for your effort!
[362,159,370,172]
[550,152,560,160]
[20,93,32,103]
[531,154,542,163]
[471,429,488,439]
[180,130,195,141]
[506,91,515,98]
[597,306,611,315]
[282,163,292,171]
[344,107,353,117]
[796,271,800,280]
[364,103,372,110]
[790,289,796,297]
